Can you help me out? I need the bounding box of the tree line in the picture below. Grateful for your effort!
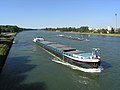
[0,25,23,34]
[43,26,91,33]
[42,26,120,34]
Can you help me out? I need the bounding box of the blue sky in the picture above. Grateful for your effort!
[0,0,120,29]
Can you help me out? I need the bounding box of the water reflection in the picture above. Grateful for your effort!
[101,61,112,70]
[0,56,47,90]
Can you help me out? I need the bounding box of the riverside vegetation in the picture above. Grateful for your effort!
[42,26,120,36]
[0,25,37,71]
[0,38,13,70]
[0,25,23,71]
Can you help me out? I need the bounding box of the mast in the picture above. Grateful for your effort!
[115,13,117,31]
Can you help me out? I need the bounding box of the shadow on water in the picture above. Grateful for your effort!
[0,56,47,90]
[16,82,46,90]
[101,61,112,70]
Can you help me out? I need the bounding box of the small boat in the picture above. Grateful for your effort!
[33,37,101,72]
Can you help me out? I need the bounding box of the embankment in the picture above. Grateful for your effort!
[0,38,14,71]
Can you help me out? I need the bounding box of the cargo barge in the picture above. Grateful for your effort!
[33,37,101,72]
[58,34,83,41]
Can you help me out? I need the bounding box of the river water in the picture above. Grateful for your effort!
[0,30,120,90]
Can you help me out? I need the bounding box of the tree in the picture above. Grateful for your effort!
[0,27,1,34]
[78,26,89,32]
[0,25,22,33]
[116,28,120,34]
[101,29,107,33]
[110,28,114,34]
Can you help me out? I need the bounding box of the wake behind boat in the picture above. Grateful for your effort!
[33,37,101,73]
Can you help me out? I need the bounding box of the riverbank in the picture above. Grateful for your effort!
[56,31,120,37]
[0,33,16,71]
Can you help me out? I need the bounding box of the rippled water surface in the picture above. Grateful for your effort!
[0,30,120,90]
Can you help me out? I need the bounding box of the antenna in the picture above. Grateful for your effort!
[115,13,117,31]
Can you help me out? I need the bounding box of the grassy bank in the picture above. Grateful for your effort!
[1,32,17,36]
[60,31,120,37]
[0,35,14,71]
[95,33,120,37]
[5,32,17,36]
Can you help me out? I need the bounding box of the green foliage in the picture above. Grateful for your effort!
[115,28,120,34]
[0,27,1,34]
[95,28,107,34]
[77,26,89,32]
[43,26,90,32]
[0,38,12,55]
[0,25,23,33]
[110,28,115,34]
[101,29,107,33]
[43,26,120,34]
[43,27,77,32]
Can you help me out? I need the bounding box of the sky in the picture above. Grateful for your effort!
[0,0,120,29]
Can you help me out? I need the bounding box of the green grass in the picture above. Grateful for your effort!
[0,38,13,69]
[6,32,17,36]
[0,33,15,70]
[2,32,17,36]
[0,38,12,54]
[95,33,120,36]
[0,33,15,56]
[0,44,8,55]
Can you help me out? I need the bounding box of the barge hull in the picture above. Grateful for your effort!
[36,40,100,69]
